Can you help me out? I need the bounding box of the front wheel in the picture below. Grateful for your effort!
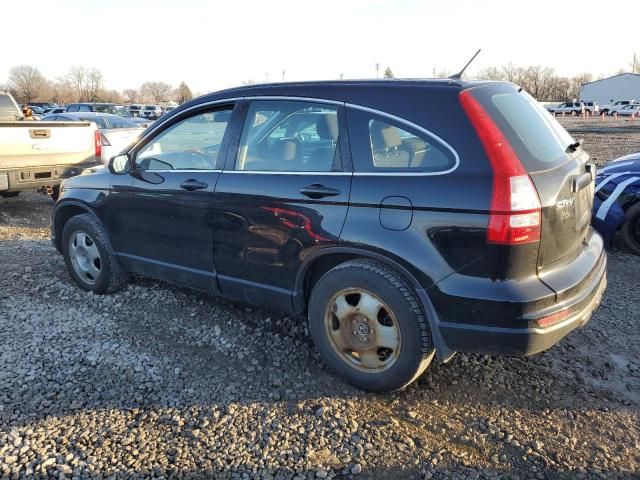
[308,259,434,391]
[621,203,640,255]
[62,214,128,293]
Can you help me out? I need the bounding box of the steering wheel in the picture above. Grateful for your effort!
[175,148,211,170]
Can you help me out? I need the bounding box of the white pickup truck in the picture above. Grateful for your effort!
[0,92,100,200]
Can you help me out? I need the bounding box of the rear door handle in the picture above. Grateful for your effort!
[180,179,208,191]
[299,184,340,199]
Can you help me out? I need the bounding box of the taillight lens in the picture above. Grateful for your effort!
[94,130,102,158]
[459,90,541,245]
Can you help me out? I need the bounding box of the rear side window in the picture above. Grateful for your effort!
[469,85,575,172]
[66,105,78,112]
[347,108,456,173]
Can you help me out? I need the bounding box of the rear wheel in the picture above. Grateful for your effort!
[50,185,60,201]
[62,214,128,293]
[621,203,640,255]
[308,259,434,391]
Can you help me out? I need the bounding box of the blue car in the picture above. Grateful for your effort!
[593,153,640,254]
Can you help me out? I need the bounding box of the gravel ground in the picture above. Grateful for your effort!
[557,117,640,166]
[1,133,640,479]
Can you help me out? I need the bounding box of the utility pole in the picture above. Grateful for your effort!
[634,53,638,74]
[282,70,285,82]
[432,67,436,78]
[340,73,344,80]
[375,63,380,79]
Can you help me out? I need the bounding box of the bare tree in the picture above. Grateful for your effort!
[8,65,47,103]
[86,69,104,102]
[174,81,193,104]
[477,66,505,81]
[123,89,140,104]
[434,69,451,78]
[66,66,88,101]
[383,67,394,79]
[140,81,172,103]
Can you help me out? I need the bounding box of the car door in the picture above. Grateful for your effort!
[213,99,352,311]
[105,103,239,292]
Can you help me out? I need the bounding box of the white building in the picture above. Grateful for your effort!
[580,73,640,105]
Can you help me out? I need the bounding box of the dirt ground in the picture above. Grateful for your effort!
[0,126,639,479]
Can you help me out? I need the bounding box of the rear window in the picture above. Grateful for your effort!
[0,95,19,120]
[80,117,108,128]
[105,116,137,129]
[470,85,575,172]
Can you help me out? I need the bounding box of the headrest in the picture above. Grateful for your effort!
[316,114,339,140]
[272,139,299,162]
[370,121,401,150]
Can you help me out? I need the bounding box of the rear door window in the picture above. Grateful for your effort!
[346,108,456,173]
[235,100,341,172]
[468,84,576,172]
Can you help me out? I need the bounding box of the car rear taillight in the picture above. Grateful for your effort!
[94,130,102,158]
[459,90,541,245]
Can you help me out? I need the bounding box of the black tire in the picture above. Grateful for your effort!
[308,259,434,391]
[0,192,19,198]
[61,214,128,293]
[621,202,640,256]
[50,185,60,201]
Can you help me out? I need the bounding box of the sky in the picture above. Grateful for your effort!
[2,0,639,94]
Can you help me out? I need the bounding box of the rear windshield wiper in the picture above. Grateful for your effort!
[566,139,583,153]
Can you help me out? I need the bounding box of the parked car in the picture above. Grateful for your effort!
[65,103,119,114]
[51,80,606,391]
[112,105,154,128]
[42,112,145,164]
[163,105,177,115]
[28,105,45,116]
[0,92,100,200]
[43,107,66,115]
[547,102,591,115]
[139,105,163,120]
[592,153,640,254]
[128,104,142,117]
[614,104,640,117]
[601,100,639,116]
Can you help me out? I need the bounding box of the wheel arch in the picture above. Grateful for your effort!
[52,201,101,252]
[294,247,454,362]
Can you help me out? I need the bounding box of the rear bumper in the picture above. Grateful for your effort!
[431,230,607,356]
[0,162,97,192]
[438,262,606,355]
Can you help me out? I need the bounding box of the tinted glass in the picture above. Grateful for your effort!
[79,116,108,128]
[66,105,78,112]
[135,108,232,171]
[93,105,116,114]
[236,101,340,172]
[0,95,18,121]
[105,116,138,128]
[347,108,455,173]
[470,84,575,172]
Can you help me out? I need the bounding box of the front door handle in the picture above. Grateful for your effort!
[300,184,341,199]
[180,179,208,191]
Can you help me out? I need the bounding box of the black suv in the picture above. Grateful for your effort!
[51,80,607,391]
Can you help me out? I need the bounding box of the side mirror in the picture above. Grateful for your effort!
[109,154,131,174]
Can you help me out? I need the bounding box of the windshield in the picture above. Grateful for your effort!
[0,94,19,120]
